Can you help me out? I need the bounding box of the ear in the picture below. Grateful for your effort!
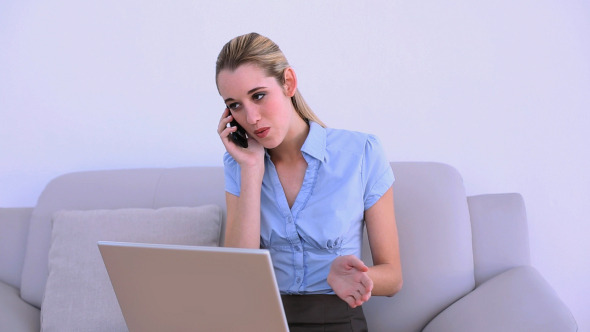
[283,67,298,97]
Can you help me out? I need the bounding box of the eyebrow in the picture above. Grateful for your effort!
[224,86,267,103]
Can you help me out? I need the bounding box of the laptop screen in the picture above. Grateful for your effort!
[98,241,289,332]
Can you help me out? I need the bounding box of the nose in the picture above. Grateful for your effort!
[244,104,261,125]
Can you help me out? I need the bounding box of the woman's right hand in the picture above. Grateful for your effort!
[217,108,265,169]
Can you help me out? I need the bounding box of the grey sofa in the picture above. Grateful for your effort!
[0,162,577,331]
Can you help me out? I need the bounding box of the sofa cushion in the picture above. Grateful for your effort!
[19,167,227,308]
[40,205,223,332]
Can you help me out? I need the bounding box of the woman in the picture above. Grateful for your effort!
[216,32,402,331]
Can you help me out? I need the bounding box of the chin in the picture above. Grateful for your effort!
[262,142,280,150]
[260,138,282,150]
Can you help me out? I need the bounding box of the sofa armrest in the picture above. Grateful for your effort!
[0,208,33,288]
[468,193,530,286]
[423,266,577,332]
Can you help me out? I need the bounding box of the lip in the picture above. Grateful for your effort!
[254,127,270,139]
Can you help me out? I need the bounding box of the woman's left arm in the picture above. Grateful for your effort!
[328,186,402,308]
[365,186,403,297]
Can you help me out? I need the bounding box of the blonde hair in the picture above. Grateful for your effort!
[216,32,326,127]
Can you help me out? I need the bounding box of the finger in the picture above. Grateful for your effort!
[217,116,228,134]
[356,289,364,302]
[361,291,372,303]
[219,126,237,142]
[335,291,356,309]
[354,291,364,307]
[358,287,372,303]
[345,256,369,272]
[219,107,231,121]
[218,113,234,135]
[351,286,366,305]
[346,295,358,309]
[360,275,374,292]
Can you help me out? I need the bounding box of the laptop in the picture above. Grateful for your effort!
[98,241,289,332]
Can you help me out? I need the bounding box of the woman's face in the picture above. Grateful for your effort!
[217,63,296,149]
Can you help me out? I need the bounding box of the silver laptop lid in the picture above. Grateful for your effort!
[98,241,288,332]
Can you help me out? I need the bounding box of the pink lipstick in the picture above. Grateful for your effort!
[254,127,270,139]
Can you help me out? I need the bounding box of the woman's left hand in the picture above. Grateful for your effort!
[327,255,374,308]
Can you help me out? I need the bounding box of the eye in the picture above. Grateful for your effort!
[227,102,241,110]
[252,92,265,101]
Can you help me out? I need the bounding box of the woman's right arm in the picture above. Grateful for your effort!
[224,167,263,248]
[218,109,265,248]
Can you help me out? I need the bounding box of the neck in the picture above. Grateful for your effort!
[269,116,309,163]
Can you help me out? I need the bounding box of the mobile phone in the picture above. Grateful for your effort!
[228,110,248,148]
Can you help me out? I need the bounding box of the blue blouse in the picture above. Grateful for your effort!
[223,121,394,294]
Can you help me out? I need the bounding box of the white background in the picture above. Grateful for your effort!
[1,0,588,329]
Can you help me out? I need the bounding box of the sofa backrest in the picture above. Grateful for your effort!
[362,162,475,332]
[0,207,33,288]
[20,167,227,308]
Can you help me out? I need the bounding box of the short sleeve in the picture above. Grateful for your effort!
[223,152,241,196]
[362,135,395,210]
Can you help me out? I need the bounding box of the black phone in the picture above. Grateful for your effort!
[228,110,248,148]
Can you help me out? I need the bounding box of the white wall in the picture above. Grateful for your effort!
[1,0,588,329]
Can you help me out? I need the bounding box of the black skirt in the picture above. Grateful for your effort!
[281,294,368,332]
